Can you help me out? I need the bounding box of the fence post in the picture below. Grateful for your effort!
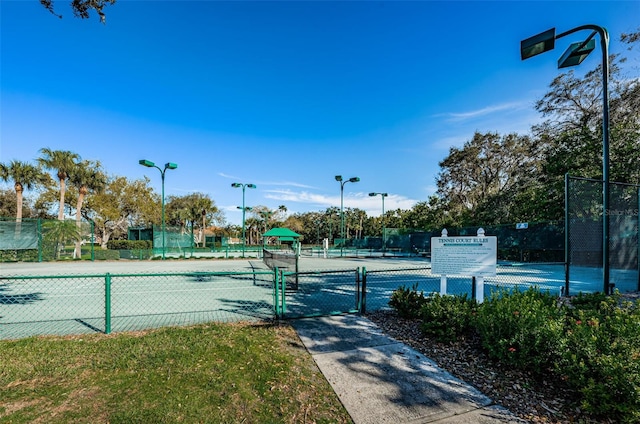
[280,269,286,317]
[474,228,485,303]
[471,276,476,300]
[355,267,361,311]
[273,267,279,318]
[361,267,367,314]
[105,273,112,334]
[91,220,95,262]
[564,173,570,297]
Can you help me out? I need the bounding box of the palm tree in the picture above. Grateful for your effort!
[42,219,82,260]
[0,160,47,222]
[37,148,80,220]
[68,160,107,258]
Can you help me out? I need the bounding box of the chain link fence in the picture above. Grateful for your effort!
[1,260,611,340]
[335,222,564,262]
[1,271,275,340]
[566,175,639,294]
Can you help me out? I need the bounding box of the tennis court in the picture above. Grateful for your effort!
[1,256,637,339]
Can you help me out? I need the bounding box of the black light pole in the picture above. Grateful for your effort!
[335,175,360,257]
[139,159,177,260]
[521,24,610,294]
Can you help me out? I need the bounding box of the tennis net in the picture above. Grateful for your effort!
[263,248,297,270]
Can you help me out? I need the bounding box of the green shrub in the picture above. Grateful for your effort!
[407,285,640,422]
[93,249,120,260]
[388,283,428,318]
[556,294,640,422]
[566,291,610,312]
[106,240,152,250]
[475,287,564,372]
[419,293,476,343]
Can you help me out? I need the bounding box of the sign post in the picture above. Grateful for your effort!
[431,228,497,302]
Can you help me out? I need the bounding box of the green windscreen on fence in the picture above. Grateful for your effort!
[153,226,193,249]
[566,175,639,293]
[0,218,95,262]
[0,220,38,249]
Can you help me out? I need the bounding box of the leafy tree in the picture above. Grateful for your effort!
[165,193,224,247]
[282,215,305,238]
[0,160,48,221]
[380,208,405,231]
[436,132,540,226]
[84,176,159,247]
[323,207,340,244]
[343,207,367,240]
[37,148,80,221]
[0,189,20,218]
[40,0,116,23]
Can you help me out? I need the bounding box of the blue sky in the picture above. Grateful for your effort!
[1,1,639,225]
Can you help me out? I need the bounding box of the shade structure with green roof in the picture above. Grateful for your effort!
[262,227,301,243]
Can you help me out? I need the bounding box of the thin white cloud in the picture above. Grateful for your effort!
[263,189,418,216]
[259,180,317,189]
[438,101,529,122]
[218,172,242,180]
[218,173,316,189]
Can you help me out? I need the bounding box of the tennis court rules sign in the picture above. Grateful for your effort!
[431,235,497,277]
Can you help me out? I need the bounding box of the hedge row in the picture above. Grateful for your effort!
[388,286,640,423]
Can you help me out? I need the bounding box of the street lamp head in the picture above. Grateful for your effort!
[231,183,242,188]
[521,28,556,60]
[381,192,388,197]
[246,184,257,189]
[165,162,178,170]
[139,159,155,168]
[335,175,343,182]
[558,39,596,68]
[348,177,360,183]
[368,192,376,197]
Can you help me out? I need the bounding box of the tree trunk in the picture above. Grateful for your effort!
[73,189,86,259]
[15,183,23,238]
[58,178,66,220]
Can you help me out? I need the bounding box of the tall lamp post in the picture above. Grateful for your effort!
[521,24,610,294]
[231,182,256,258]
[335,175,359,256]
[369,192,388,254]
[139,159,178,260]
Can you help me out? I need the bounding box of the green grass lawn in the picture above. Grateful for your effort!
[0,322,352,424]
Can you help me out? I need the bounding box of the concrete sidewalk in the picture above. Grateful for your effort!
[291,314,526,424]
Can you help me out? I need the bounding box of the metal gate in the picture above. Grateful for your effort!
[274,268,362,319]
